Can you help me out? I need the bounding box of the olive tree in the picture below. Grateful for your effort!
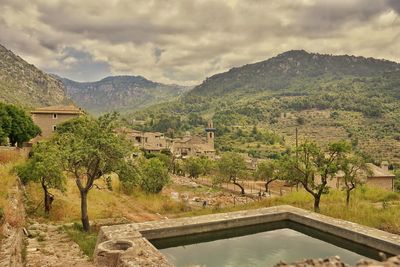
[217,152,247,194]
[16,142,65,214]
[281,141,350,212]
[254,161,279,193]
[184,157,204,179]
[55,113,132,231]
[339,155,370,206]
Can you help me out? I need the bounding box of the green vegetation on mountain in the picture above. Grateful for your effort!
[130,50,400,166]
[60,75,191,115]
[0,44,71,108]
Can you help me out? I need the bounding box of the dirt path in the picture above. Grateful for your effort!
[25,222,95,267]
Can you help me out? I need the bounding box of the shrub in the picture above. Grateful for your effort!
[140,158,170,193]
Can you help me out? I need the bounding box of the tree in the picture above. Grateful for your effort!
[199,156,215,175]
[117,160,141,194]
[140,158,170,193]
[55,113,132,231]
[217,152,247,194]
[339,155,370,206]
[0,103,41,146]
[16,142,65,214]
[184,157,204,179]
[281,141,350,212]
[255,161,278,193]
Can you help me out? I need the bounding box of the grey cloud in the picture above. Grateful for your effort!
[387,0,400,13]
[0,0,399,85]
[48,47,112,82]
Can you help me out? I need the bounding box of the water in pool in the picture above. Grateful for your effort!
[152,223,378,267]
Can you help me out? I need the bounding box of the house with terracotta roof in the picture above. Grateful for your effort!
[30,105,83,142]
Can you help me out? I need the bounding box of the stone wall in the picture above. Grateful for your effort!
[367,177,394,191]
[0,180,26,267]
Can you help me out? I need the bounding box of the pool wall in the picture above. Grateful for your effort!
[93,205,400,267]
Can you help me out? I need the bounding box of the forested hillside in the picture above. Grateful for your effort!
[130,50,400,166]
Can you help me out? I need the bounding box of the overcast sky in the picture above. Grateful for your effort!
[1,0,399,85]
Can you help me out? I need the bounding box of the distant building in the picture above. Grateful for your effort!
[329,161,395,191]
[122,121,216,158]
[170,121,216,158]
[123,129,171,153]
[365,162,395,191]
[31,105,83,142]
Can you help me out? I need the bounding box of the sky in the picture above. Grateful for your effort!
[0,0,399,85]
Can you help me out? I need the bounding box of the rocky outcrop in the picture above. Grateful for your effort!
[0,44,71,108]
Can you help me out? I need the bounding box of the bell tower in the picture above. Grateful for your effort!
[205,120,216,147]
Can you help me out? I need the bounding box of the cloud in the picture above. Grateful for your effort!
[0,0,399,85]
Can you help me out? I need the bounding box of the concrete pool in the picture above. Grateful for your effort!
[152,221,381,266]
[93,206,400,267]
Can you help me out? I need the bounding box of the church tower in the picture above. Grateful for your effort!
[205,120,216,148]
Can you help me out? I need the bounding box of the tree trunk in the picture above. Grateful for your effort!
[44,188,50,214]
[42,183,53,215]
[233,182,245,195]
[265,182,269,193]
[346,190,350,206]
[313,195,321,212]
[80,191,90,232]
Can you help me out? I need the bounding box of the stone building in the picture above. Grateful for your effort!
[170,121,216,158]
[30,105,83,142]
[123,129,171,153]
[365,162,395,191]
[329,161,395,191]
[122,121,216,158]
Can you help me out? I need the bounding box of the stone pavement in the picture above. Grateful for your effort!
[25,222,94,267]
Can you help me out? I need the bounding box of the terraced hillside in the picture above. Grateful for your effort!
[130,50,400,166]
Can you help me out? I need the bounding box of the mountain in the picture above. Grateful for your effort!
[0,44,71,108]
[190,50,400,97]
[132,50,400,166]
[59,75,192,114]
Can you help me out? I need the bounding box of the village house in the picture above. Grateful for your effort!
[122,121,216,158]
[328,161,395,191]
[30,105,83,142]
[122,129,172,153]
[170,121,216,158]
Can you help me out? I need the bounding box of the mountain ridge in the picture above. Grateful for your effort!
[0,44,72,108]
[59,75,192,115]
[190,50,400,97]
[132,50,400,165]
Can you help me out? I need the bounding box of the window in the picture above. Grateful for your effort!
[53,113,58,119]
[52,125,57,132]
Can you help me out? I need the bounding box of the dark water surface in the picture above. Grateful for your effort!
[151,221,383,267]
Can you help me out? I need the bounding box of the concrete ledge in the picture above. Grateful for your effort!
[94,205,400,267]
